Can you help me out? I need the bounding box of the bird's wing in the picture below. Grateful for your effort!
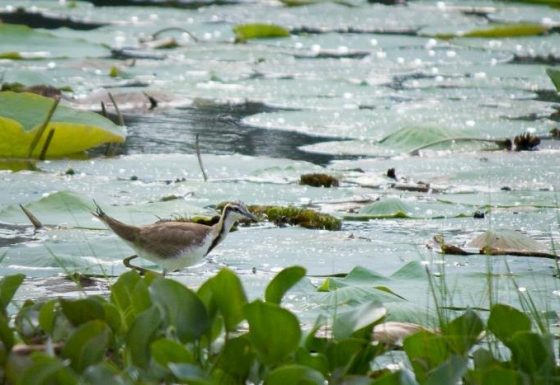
[135,222,211,259]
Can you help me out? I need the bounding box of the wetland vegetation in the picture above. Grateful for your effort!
[1,0,560,383]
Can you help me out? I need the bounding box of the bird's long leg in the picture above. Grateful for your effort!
[122,255,154,276]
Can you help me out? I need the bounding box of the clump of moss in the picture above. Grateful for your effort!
[249,204,341,231]
[300,173,339,188]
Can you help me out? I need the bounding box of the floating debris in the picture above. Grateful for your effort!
[513,133,541,151]
[433,230,558,259]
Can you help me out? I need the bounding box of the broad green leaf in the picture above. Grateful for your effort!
[390,261,427,280]
[318,266,388,291]
[215,335,255,380]
[83,363,129,385]
[60,297,106,326]
[547,67,560,92]
[0,313,14,358]
[0,92,125,158]
[169,363,212,385]
[20,353,78,385]
[436,23,549,39]
[487,304,531,344]
[373,370,419,385]
[332,301,386,340]
[479,367,523,385]
[509,332,555,374]
[62,320,112,373]
[233,23,290,42]
[102,303,123,336]
[325,338,369,373]
[14,301,43,343]
[322,286,406,308]
[425,355,468,385]
[265,364,325,385]
[126,305,161,368]
[265,266,306,304]
[442,309,483,355]
[0,274,24,312]
[295,348,329,376]
[151,338,193,367]
[110,270,151,329]
[0,24,106,59]
[38,300,57,335]
[197,268,247,332]
[472,348,500,371]
[403,331,450,383]
[245,300,301,366]
[149,278,209,343]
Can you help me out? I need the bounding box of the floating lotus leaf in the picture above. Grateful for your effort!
[546,67,560,92]
[436,23,549,40]
[467,229,548,253]
[0,23,106,59]
[0,92,126,158]
[233,23,290,42]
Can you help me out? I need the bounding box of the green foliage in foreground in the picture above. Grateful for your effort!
[0,269,559,384]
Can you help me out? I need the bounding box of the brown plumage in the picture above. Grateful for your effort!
[93,201,257,273]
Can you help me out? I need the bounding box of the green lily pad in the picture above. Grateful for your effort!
[378,126,476,154]
[233,23,290,42]
[0,92,126,158]
[344,198,473,221]
[467,229,549,253]
[546,67,560,92]
[435,23,550,39]
[0,23,106,59]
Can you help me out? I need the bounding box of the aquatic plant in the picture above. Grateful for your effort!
[1,268,559,385]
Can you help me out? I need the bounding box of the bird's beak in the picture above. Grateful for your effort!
[245,210,258,222]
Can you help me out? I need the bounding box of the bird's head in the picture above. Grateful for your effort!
[223,201,258,223]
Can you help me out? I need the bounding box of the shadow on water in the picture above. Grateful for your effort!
[121,102,349,166]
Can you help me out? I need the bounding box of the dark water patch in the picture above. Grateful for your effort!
[0,8,107,30]
[533,90,560,104]
[119,102,348,165]
[82,0,244,8]
[0,223,36,247]
[290,26,418,36]
[511,54,560,65]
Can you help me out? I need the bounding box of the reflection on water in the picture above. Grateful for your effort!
[122,102,348,166]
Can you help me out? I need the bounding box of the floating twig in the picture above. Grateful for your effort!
[151,27,199,42]
[19,204,43,230]
[100,101,107,117]
[39,128,55,161]
[28,96,60,158]
[195,134,208,182]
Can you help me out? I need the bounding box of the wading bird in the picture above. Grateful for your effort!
[93,201,257,275]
